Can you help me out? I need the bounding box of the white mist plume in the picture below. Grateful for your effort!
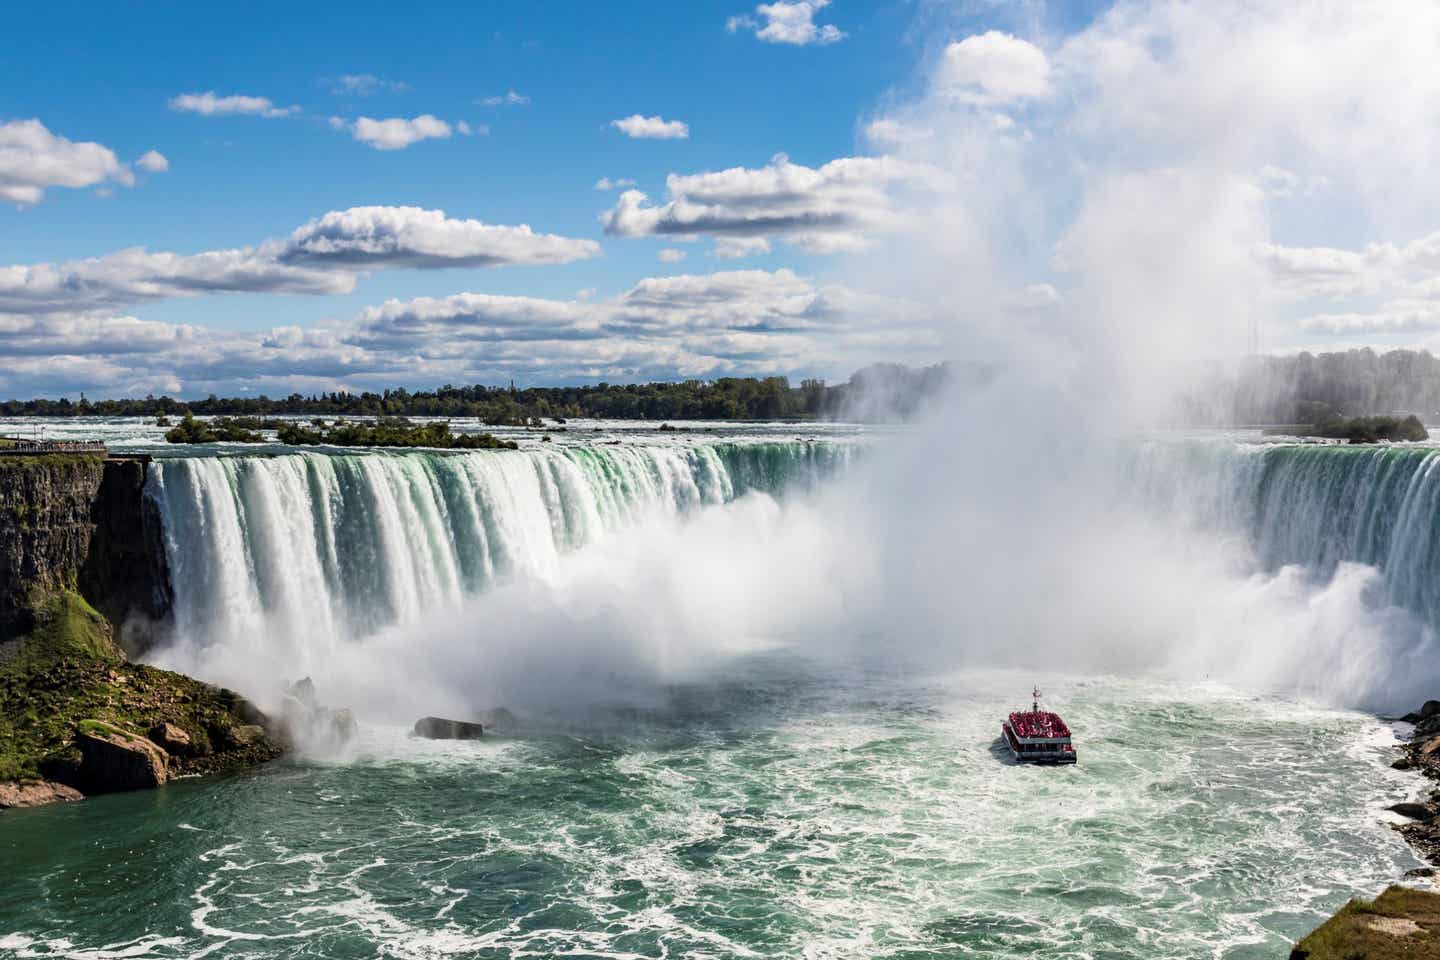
[148,0,1440,723]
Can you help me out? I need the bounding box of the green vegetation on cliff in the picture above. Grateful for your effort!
[1292,885,1440,959]
[275,418,518,450]
[0,590,277,785]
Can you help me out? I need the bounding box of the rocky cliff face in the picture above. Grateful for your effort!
[0,455,171,648]
[0,455,106,638]
[79,458,172,655]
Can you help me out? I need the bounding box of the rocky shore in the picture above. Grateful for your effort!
[1288,700,1440,957]
[1385,700,1440,863]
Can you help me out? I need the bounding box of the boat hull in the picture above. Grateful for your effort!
[1002,722,1077,764]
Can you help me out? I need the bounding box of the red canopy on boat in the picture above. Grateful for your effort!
[1008,710,1071,739]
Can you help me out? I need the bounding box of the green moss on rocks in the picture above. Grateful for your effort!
[0,590,280,787]
[0,454,104,471]
[1292,885,1440,959]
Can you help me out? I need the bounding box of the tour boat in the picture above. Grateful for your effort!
[1002,687,1077,764]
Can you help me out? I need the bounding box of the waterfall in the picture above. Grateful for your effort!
[147,440,851,652]
[1131,440,1440,629]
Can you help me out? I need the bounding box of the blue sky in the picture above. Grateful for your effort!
[3,1,924,325]
[2,0,1435,399]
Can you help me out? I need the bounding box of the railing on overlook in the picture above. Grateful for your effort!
[0,437,109,456]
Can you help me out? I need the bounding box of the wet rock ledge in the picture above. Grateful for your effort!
[0,588,284,809]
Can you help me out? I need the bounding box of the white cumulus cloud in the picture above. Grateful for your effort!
[338,115,458,150]
[0,119,139,206]
[728,0,845,46]
[168,92,299,118]
[935,31,1051,104]
[280,206,602,269]
[600,153,926,256]
[135,150,169,173]
[611,115,690,140]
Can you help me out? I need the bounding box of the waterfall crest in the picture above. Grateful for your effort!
[147,440,850,651]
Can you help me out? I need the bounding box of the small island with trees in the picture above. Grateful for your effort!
[1264,414,1429,444]
[163,413,518,450]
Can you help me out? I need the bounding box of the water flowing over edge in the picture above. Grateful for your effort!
[1132,440,1440,631]
[146,440,855,657]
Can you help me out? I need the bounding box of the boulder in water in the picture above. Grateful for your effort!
[413,716,484,740]
[1388,802,1435,821]
[77,721,168,793]
[0,780,84,808]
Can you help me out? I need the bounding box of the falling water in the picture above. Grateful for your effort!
[1132,439,1440,629]
[146,440,853,652]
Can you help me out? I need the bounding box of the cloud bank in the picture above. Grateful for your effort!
[0,206,601,317]
[0,269,939,398]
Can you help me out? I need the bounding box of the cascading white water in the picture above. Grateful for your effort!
[1127,438,1440,630]
[146,440,851,659]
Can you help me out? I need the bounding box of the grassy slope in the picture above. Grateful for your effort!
[1293,885,1440,959]
[0,590,278,784]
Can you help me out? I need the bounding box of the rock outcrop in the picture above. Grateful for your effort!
[0,455,106,638]
[148,721,191,755]
[0,454,170,650]
[78,457,171,657]
[414,716,485,740]
[76,721,168,793]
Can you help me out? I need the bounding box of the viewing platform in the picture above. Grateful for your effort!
[0,438,109,457]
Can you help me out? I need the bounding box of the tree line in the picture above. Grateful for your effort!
[1,363,952,423]
[1195,348,1440,424]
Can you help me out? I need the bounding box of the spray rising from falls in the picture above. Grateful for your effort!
[146,440,852,667]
